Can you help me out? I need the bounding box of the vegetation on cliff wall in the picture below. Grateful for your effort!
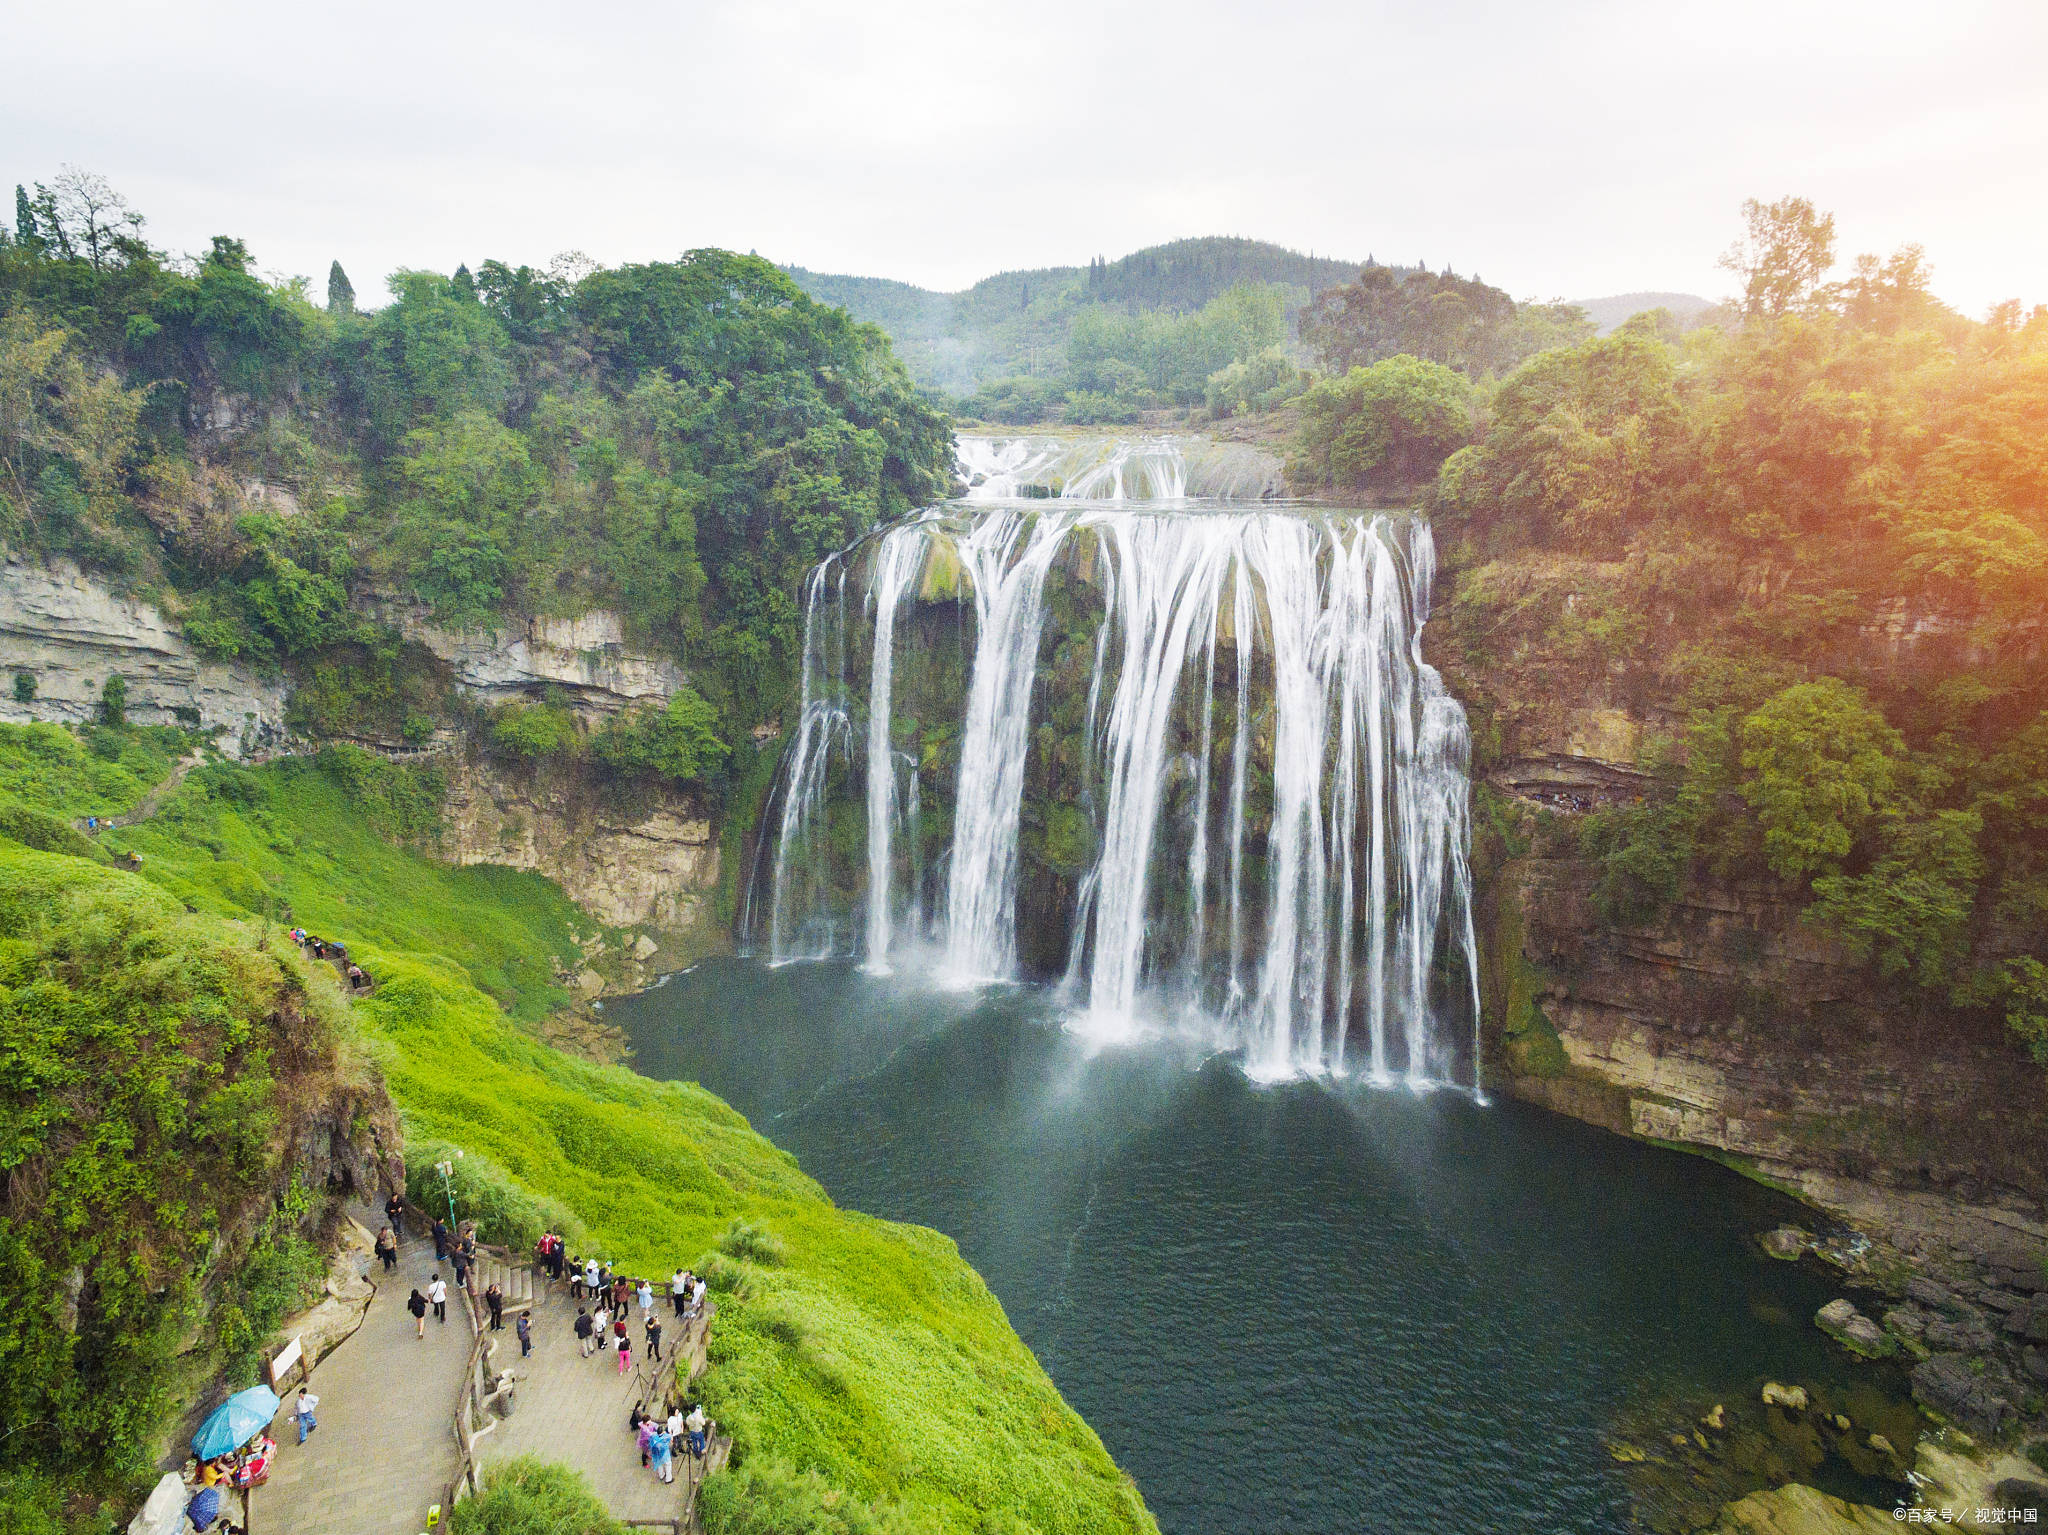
[0,725,1153,1534]
[0,836,375,1507]
[1424,196,2048,1064]
[0,168,954,785]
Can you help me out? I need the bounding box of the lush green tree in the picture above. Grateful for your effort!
[1205,347,1301,418]
[1811,808,1985,985]
[1292,355,1473,492]
[490,700,581,759]
[1739,679,1903,881]
[327,260,355,314]
[1299,261,1586,377]
[364,271,515,445]
[1432,325,1683,549]
[1718,194,1836,319]
[592,687,729,786]
[444,1457,624,1535]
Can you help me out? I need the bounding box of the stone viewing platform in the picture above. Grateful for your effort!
[256,1210,729,1535]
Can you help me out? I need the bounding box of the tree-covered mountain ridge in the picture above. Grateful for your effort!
[784,233,1699,405]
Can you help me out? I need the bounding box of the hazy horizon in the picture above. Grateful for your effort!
[8,0,2044,316]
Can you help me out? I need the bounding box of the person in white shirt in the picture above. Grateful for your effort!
[592,1304,610,1349]
[428,1274,448,1324]
[293,1387,319,1444]
[636,1280,654,1317]
[690,1276,707,1319]
[666,1408,684,1439]
[670,1268,688,1317]
[684,1405,709,1456]
[584,1258,601,1295]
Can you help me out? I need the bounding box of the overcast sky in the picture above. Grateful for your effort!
[8,0,2045,314]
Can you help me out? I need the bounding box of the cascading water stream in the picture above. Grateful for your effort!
[749,479,1485,1086]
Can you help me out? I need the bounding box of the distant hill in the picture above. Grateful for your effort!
[1572,291,1717,334]
[786,238,1365,394]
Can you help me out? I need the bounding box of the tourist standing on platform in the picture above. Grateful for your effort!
[375,1225,397,1273]
[516,1310,532,1356]
[649,1422,674,1484]
[429,1273,447,1323]
[646,1314,663,1362]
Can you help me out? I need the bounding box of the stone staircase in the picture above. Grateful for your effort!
[471,1250,540,1313]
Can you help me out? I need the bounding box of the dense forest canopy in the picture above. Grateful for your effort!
[1400,195,2048,1066]
[0,168,954,784]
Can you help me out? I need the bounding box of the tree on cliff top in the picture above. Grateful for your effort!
[327,259,356,314]
[1719,195,1836,320]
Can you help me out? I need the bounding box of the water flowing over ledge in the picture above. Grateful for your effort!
[743,496,1483,1089]
[957,433,1288,503]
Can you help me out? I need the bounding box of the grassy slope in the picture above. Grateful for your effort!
[4,730,1151,1534]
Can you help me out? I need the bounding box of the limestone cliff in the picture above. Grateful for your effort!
[437,751,725,970]
[1430,608,2048,1278]
[0,556,287,754]
[357,594,687,720]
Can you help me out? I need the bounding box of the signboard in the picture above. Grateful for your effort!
[270,1335,303,1388]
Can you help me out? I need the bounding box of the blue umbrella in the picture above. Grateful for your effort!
[191,1385,280,1459]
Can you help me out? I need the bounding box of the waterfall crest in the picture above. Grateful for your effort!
[957,434,1287,503]
[746,503,1484,1087]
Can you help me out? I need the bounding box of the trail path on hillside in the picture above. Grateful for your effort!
[74,747,208,831]
[257,1215,466,1535]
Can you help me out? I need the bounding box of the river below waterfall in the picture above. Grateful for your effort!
[613,958,1909,1533]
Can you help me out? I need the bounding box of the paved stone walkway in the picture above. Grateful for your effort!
[485,1280,694,1523]
[257,1216,468,1535]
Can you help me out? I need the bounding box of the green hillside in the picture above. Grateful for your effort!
[0,728,1157,1534]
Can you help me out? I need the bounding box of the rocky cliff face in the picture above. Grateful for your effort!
[438,752,724,965]
[359,595,687,720]
[1443,681,2048,1278]
[0,556,287,753]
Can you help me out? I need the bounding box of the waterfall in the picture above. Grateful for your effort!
[956,434,1285,502]
[860,526,926,973]
[750,504,1485,1087]
[941,511,1072,982]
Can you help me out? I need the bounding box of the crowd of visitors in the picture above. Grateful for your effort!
[628,1402,712,1485]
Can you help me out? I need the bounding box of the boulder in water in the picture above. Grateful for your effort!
[1865,1432,1896,1458]
[1761,1381,1809,1411]
[1760,1226,1810,1261]
[1814,1299,1894,1357]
